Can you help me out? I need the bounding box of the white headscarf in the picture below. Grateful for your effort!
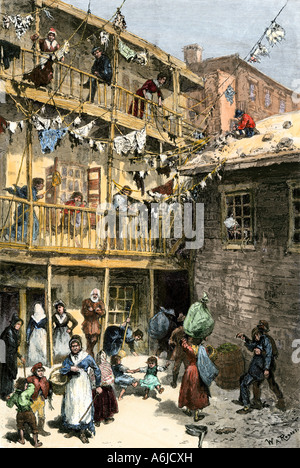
[32,303,46,323]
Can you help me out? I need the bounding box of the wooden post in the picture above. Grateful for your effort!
[47,262,53,367]
[99,267,110,350]
[149,269,155,319]
[19,288,27,360]
[107,34,119,205]
[26,106,34,248]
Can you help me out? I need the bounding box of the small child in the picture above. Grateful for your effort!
[6,377,43,448]
[27,362,53,437]
[135,356,170,400]
[111,354,138,400]
[93,350,119,425]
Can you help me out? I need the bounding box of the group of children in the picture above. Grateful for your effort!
[5,318,285,447]
[4,352,170,447]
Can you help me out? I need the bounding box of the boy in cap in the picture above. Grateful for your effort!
[6,378,43,447]
[234,328,271,414]
[253,320,286,411]
[234,109,256,138]
[27,362,53,436]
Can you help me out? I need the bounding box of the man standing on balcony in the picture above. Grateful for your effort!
[4,178,44,242]
[81,288,106,358]
[86,47,112,103]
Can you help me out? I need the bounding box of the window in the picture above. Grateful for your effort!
[108,286,134,325]
[265,89,271,108]
[222,190,254,245]
[279,99,286,114]
[288,182,300,250]
[249,83,256,102]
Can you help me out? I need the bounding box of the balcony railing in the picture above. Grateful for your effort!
[1,47,202,140]
[0,195,178,256]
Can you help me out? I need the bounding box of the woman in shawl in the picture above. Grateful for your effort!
[178,335,211,422]
[26,303,48,366]
[128,72,167,119]
[52,300,78,362]
[92,350,118,426]
[0,317,25,399]
[60,335,102,444]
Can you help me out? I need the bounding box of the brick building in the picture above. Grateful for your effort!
[183,44,300,136]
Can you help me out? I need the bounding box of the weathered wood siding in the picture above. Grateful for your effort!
[193,162,300,404]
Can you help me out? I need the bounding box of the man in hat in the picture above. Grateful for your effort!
[234,109,256,138]
[252,320,286,411]
[86,47,112,102]
[235,328,267,415]
[81,288,106,358]
[27,362,53,437]
[168,313,189,388]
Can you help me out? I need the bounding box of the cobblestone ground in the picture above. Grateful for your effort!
[0,354,299,449]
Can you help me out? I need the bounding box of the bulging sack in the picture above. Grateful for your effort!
[148,307,174,340]
[183,293,214,340]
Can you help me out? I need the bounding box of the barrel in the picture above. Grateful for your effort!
[214,344,245,390]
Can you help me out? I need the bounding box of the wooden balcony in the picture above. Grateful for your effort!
[0,195,180,257]
[1,47,202,143]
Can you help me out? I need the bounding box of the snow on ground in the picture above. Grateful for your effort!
[0,353,299,449]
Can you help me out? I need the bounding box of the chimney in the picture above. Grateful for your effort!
[183,44,203,66]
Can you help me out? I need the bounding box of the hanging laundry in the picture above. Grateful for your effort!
[38,128,68,154]
[148,179,174,197]
[134,51,148,66]
[0,40,20,69]
[113,128,146,155]
[0,116,8,134]
[112,9,127,32]
[4,15,34,40]
[249,43,269,63]
[70,120,96,142]
[7,121,18,134]
[118,39,136,61]
[266,22,286,47]
[32,115,52,131]
[73,116,82,127]
[225,85,235,105]
[133,171,148,196]
[156,165,171,177]
[136,128,146,153]
[100,31,110,49]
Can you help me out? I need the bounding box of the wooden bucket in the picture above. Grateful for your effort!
[214,345,245,390]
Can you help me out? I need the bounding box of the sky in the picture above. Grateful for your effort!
[63,0,300,91]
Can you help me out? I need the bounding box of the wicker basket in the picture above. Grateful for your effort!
[49,366,69,395]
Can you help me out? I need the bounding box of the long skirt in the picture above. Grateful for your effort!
[92,386,118,422]
[61,368,95,434]
[139,374,161,391]
[53,327,70,359]
[27,328,47,366]
[178,363,210,411]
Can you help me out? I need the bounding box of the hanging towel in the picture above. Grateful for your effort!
[118,39,136,61]
[0,40,20,69]
[149,179,174,196]
[38,128,68,153]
